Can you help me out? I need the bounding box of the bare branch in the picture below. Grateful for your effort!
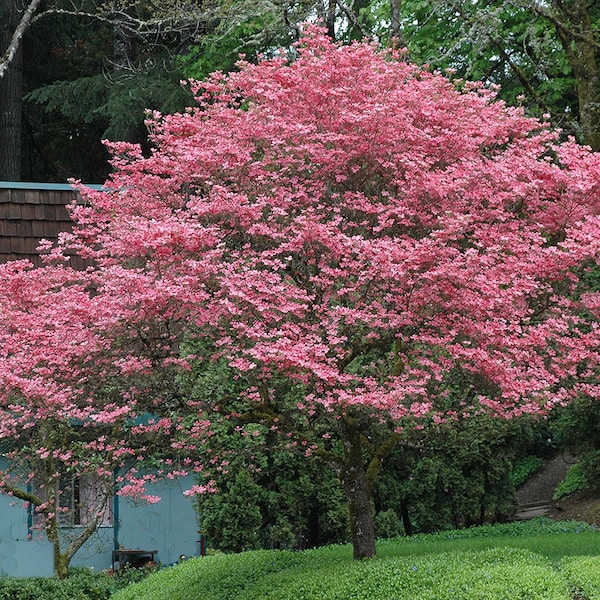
[0,0,44,79]
[338,1,374,42]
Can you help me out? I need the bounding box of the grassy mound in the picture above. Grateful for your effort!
[112,519,600,600]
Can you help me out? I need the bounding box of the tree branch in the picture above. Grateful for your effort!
[364,432,401,494]
[0,481,43,506]
[490,39,554,115]
[0,0,44,79]
[509,0,600,50]
[31,7,207,37]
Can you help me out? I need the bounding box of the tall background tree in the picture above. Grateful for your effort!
[2,0,214,181]
[0,0,26,179]
[4,0,600,181]
[381,0,600,148]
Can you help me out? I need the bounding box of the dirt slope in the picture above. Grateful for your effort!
[516,453,600,526]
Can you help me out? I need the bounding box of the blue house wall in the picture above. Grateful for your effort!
[72,476,200,572]
[0,472,199,576]
[0,492,54,577]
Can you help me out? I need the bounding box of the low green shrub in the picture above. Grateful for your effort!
[511,455,545,488]
[113,523,595,600]
[0,566,151,600]
[0,570,109,600]
[374,508,403,538]
[553,463,590,500]
[112,550,309,600]
[561,556,600,599]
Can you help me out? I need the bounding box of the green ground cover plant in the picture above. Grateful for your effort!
[511,455,545,488]
[112,519,600,600]
[377,518,600,561]
[561,556,600,599]
[554,464,591,500]
[0,566,147,600]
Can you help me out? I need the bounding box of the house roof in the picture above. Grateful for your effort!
[0,181,102,268]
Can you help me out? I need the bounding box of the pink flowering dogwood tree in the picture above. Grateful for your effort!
[0,260,211,577]
[53,30,600,559]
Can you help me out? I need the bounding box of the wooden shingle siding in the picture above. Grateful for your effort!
[0,183,100,269]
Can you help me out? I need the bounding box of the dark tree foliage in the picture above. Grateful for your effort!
[21,7,192,182]
[197,452,348,553]
[552,398,600,489]
[0,0,24,180]
[373,415,546,535]
[196,412,548,549]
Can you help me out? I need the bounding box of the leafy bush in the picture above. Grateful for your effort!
[112,550,308,600]
[578,451,600,491]
[551,397,600,489]
[511,455,545,488]
[373,413,536,534]
[0,566,151,600]
[0,570,110,600]
[561,556,600,599]
[196,454,349,552]
[553,463,590,500]
[374,508,403,538]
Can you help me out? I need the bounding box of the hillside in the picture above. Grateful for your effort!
[515,453,600,527]
[551,490,600,526]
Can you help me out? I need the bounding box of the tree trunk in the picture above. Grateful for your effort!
[552,0,600,150]
[340,418,376,559]
[389,0,407,48]
[400,498,412,536]
[342,458,377,559]
[45,512,69,579]
[572,47,600,151]
[0,0,23,180]
[316,0,337,40]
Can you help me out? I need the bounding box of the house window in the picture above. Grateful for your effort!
[33,474,113,528]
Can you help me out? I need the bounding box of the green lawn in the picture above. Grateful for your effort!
[111,519,600,600]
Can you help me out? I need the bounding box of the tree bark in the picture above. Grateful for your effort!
[0,0,42,79]
[389,0,407,48]
[340,418,377,559]
[316,0,337,40]
[0,0,24,180]
[550,0,600,150]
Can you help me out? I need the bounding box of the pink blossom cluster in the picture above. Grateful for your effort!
[1,28,600,528]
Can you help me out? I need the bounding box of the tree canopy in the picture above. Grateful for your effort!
[38,29,600,560]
